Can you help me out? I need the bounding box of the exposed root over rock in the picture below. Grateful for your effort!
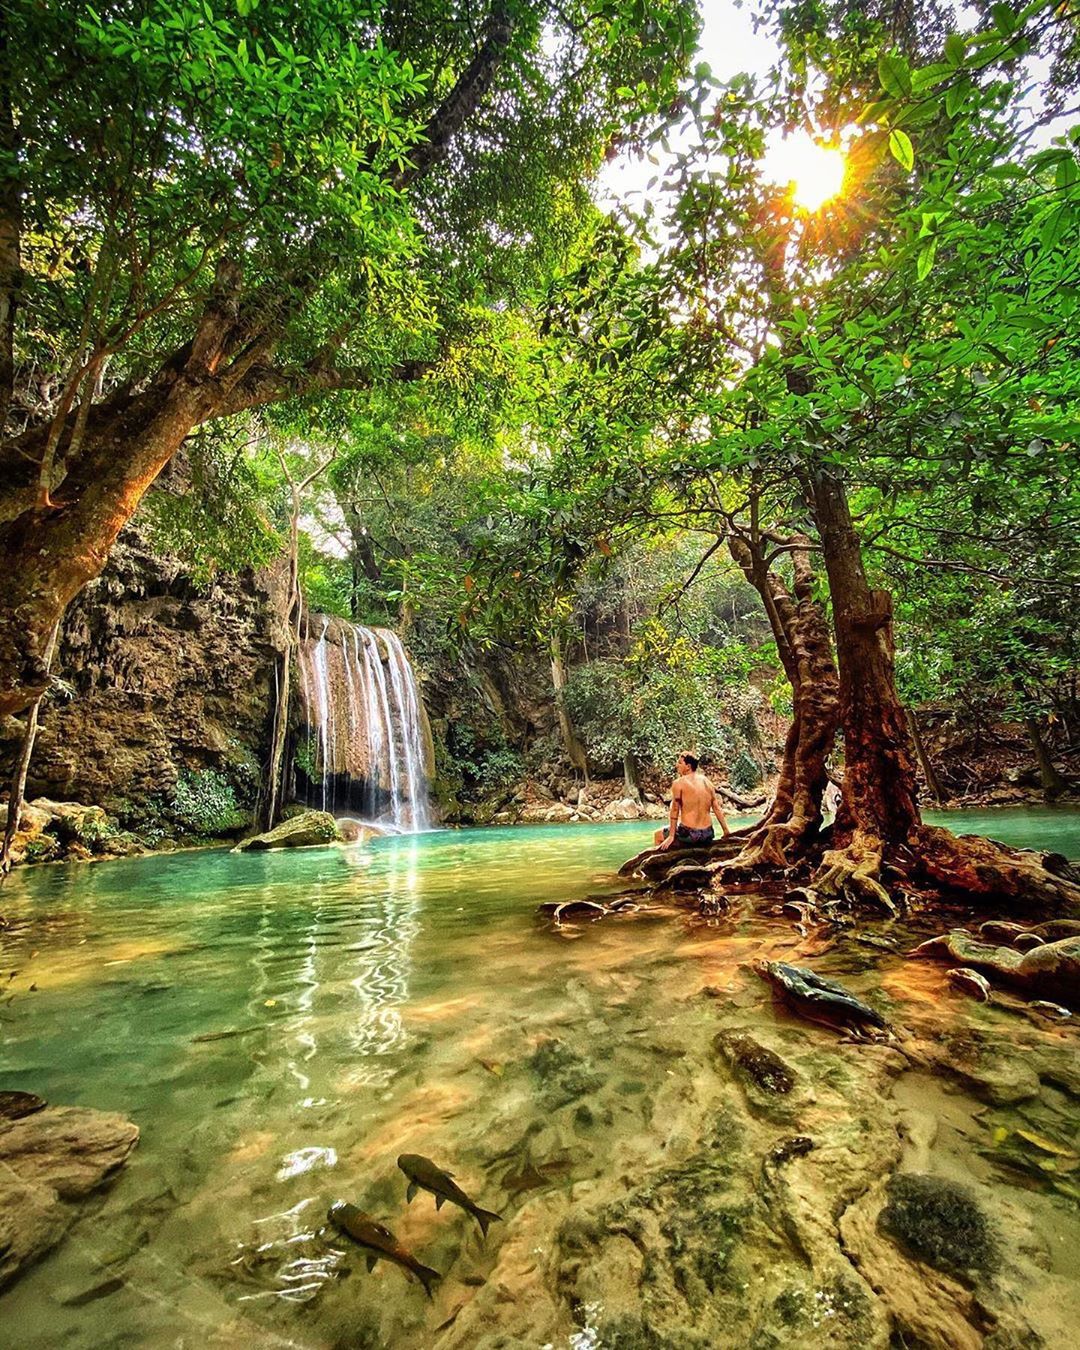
[914,824,1080,914]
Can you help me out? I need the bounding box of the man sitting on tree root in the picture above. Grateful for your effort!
[655,753,732,852]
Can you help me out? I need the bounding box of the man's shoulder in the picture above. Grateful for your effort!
[671,777,683,794]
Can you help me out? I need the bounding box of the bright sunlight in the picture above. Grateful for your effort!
[763,131,847,210]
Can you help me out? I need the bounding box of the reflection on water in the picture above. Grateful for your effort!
[0,810,1077,1347]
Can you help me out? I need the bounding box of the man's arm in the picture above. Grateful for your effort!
[710,783,731,836]
[658,781,681,850]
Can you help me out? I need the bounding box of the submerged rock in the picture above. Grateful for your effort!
[714,1031,796,1096]
[0,1090,47,1121]
[878,1173,998,1281]
[0,1104,139,1291]
[754,960,890,1037]
[912,930,1080,1005]
[526,1038,603,1108]
[236,810,342,851]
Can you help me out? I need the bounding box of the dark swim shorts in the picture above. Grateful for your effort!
[675,824,714,847]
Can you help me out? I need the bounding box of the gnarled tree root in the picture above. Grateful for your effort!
[914,825,1080,916]
[719,816,821,876]
[809,833,897,915]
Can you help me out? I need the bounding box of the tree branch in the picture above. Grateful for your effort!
[211,357,432,420]
[394,4,515,190]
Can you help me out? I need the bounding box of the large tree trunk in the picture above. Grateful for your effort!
[724,533,839,868]
[809,466,920,846]
[807,466,1079,915]
[0,377,218,716]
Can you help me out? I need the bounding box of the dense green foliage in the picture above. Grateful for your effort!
[15,0,1077,806]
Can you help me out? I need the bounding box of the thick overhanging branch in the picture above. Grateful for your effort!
[394,4,515,190]
[211,357,432,419]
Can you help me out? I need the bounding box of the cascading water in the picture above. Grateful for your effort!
[296,619,431,831]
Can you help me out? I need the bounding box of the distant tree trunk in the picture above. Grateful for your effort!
[906,706,947,804]
[0,620,59,876]
[550,628,589,781]
[1024,716,1068,801]
[262,449,334,830]
[623,751,642,803]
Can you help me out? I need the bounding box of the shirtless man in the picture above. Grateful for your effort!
[654,752,731,851]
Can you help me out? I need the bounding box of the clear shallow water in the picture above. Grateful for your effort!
[1,808,1078,1347]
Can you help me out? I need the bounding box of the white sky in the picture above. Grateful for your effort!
[599,0,774,209]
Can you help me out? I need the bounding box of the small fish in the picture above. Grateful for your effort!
[397,1153,502,1237]
[946,967,993,1003]
[501,1157,574,1196]
[326,1202,440,1299]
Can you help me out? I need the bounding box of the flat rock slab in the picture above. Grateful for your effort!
[0,1104,139,1291]
[236,810,342,851]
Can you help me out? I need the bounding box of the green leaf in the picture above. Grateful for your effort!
[944,33,966,68]
[889,128,914,172]
[945,82,967,118]
[917,239,937,281]
[991,3,1018,36]
[1040,203,1073,250]
[1056,155,1079,190]
[878,53,912,99]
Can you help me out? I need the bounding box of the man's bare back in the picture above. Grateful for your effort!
[655,752,731,851]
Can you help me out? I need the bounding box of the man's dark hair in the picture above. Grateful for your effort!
[681,752,699,771]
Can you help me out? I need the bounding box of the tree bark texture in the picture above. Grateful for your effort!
[808,466,921,847]
[906,706,947,804]
[0,620,59,875]
[1024,717,1069,801]
[724,533,839,867]
[550,630,589,781]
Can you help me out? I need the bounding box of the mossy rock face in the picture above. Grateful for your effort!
[237,811,342,851]
[879,1173,998,1279]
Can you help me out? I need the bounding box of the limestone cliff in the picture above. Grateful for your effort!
[0,530,289,832]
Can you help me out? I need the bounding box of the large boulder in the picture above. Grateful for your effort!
[603,797,643,821]
[237,810,342,851]
[0,1103,139,1291]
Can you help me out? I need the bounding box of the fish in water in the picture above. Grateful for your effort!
[946,967,993,1002]
[326,1202,440,1298]
[753,960,890,1038]
[397,1153,502,1237]
[0,1090,46,1121]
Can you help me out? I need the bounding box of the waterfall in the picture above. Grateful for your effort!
[297,619,431,831]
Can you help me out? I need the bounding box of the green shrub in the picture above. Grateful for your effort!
[728,751,762,792]
[294,733,320,783]
[172,769,249,838]
[476,746,522,792]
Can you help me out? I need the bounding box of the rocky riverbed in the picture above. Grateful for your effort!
[1,821,1077,1347]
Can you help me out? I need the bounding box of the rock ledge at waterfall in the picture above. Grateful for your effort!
[0,1101,139,1292]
